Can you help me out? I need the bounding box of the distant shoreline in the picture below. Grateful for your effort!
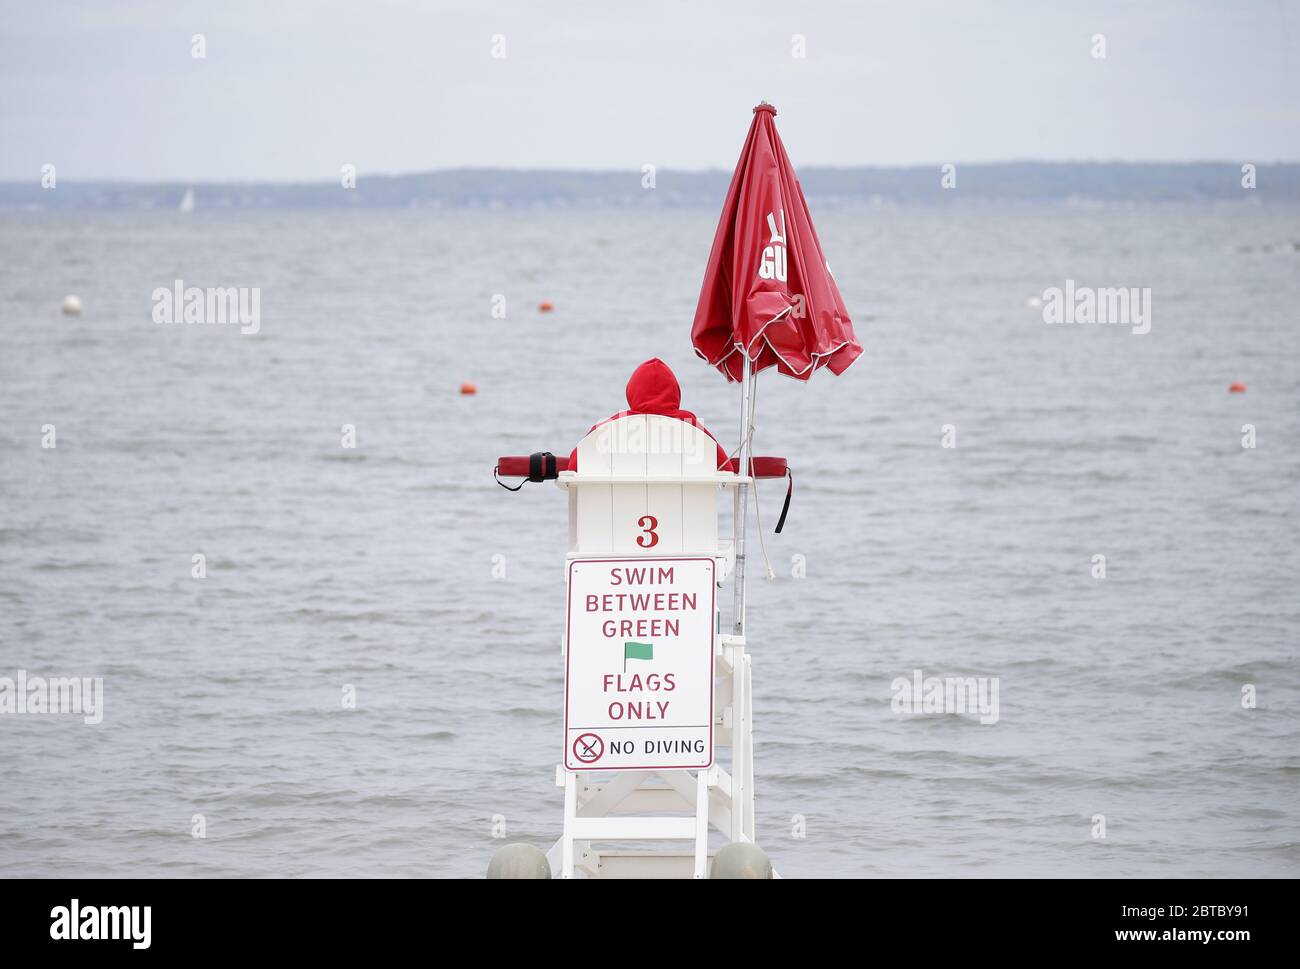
[3,162,1298,210]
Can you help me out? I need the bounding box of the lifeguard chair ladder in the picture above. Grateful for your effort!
[545,414,761,879]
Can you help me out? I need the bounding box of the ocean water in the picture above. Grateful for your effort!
[1,202,1297,878]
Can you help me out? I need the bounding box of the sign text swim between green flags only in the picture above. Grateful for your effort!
[564,557,715,771]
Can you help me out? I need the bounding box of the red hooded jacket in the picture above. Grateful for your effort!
[568,358,730,471]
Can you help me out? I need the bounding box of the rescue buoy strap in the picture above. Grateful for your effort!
[774,468,793,534]
[529,451,557,482]
[494,465,525,491]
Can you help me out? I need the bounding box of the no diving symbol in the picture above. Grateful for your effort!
[572,733,604,765]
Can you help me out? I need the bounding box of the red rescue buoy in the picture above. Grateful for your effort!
[539,300,554,312]
[1228,382,1247,393]
[460,381,478,395]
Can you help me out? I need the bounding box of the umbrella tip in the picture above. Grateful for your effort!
[753,101,777,116]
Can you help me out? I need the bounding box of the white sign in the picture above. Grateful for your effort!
[564,557,715,771]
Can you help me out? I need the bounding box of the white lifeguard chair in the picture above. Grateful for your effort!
[545,414,764,879]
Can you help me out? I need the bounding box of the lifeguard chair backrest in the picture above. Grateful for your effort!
[569,414,722,555]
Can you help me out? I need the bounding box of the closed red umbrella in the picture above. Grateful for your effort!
[692,102,861,382]
[691,103,861,636]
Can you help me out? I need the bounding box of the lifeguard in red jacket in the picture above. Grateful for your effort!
[569,358,730,472]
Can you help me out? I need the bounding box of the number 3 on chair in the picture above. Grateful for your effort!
[636,515,659,548]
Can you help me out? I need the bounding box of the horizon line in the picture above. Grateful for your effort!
[4,159,1298,188]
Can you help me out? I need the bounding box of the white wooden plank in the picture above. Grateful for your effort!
[567,486,577,551]
[643,416,684,554]
[611,484,649,553]
[681,483,717,553]
[569,817,696,840]
[577,422,615,478]
[576,483,613,554]
[610,416,648,551]
[680,422,716,476]
[646,415,685,477]
[646,484,683,553]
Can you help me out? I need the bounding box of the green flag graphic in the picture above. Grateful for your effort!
[623,641,653,671]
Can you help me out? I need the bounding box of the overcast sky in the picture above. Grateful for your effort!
[1,0,1297,182]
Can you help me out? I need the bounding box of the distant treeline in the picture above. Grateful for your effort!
[2,163,1297,211]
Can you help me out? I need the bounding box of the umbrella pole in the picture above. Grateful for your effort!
[732,354,754,636]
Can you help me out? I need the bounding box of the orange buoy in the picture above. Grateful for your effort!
[1228,382,1247,393]
[460,381,478,395]
[538,300,554,312]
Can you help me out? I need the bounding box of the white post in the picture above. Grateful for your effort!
[693,770,710,878]
[561,770,577,878]
[730,641,747,840]
[732,355,753,635]
[743,652,755,840]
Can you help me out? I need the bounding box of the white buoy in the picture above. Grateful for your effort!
[61,295,82,316]
[710,841,773,879]
[487,843,551,879]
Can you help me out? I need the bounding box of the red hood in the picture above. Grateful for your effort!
[568,357,730,471]
[625,358,683,414]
